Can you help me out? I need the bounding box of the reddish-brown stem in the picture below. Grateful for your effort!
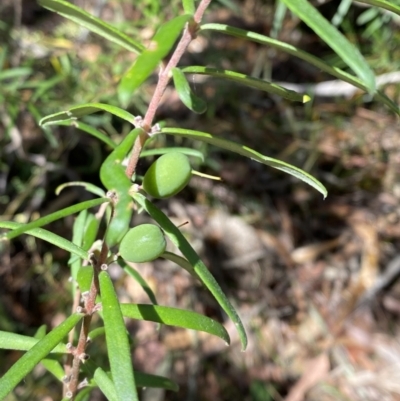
[65,242,108,399]
[125,0,212,179]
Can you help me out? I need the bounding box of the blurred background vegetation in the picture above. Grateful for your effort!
[1,0,400,400]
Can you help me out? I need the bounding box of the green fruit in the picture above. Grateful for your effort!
[142,152,192,199]
[119,224,166,263]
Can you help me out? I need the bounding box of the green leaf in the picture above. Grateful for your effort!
[39,103,137,127]
[53,120,117,149]
[0,221,89,260]
[34,327,65,382]
[88,327,105,341]
[81,213,100,251]
[181,66,309,102]
[121,304,230,345]
[161,251,195,276]
[134,371,179,391]
[130,192,248,350]
[56,181,106,198]
[118,14,192,107]
[182,0,195,14]
[68,210,88,294]
[119,259,159,305]
[2,197,110,241]
[200,23,364,88]
[140,147,205,162]
[93,366,178,395]
[99,271,138,401]
[0,313,83,400]
[38,0,144,54]
[93,367,118,401]
[100,128,144,247]
[172,67,207,113]
[0,331,67,353]
[356,0,400,17]
[77,266,94,293]
[160,127,327,198]
[281,0,375,92]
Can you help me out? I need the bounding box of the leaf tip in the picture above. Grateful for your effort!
[303,94,311,103]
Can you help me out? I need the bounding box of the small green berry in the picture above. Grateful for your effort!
[119,224,166,263]
[142,152,192,199]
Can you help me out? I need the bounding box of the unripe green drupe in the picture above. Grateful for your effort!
[119,224,166,263]
[142,152,191,199]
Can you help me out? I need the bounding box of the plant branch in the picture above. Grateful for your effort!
[125,0,212,179]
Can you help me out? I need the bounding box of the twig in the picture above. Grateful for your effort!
[125,0,212,179]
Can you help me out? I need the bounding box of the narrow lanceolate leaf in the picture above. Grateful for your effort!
[0,313,83,400]
[172,67,207,113]
[54,120,117,149]
[134,371,179,391]
[121,304,230,345]
[356,0,400,17]
[140,147,204,161]
[182,0,195,14]
[118,14,192,106]
[181,66,309,102]
[100,128,143,247]
[281,0,376,93]
[119,259,159,305]
[37,0,144,54]
[39,103,137,127]
[160,127,327,198]
[2,197,110,240]
[199,24,365,90]
[56,181,106,198]
[161,251,196,276]
[130,192,248,351]
[33,328,65,382]
[99,271,138,401]
[93,367,118,401]
[0,221,89,260]
[0,331,67,353]
[93,366,179,394]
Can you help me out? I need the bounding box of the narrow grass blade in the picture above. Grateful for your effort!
[160,127,327,198]
[39,103,137,126]
[119,259,159,305]
[38,0,144,54]
[140,147,204,161]
[0,331,67,353]
[121,304,230,345]
[130,192,248,350]
[54,120,117,149]
[99,271,138,401]
[182,66,308,102]
[281,0,375,92]
[118,14,192,106]
[0,221,89,260]
[356,0,400,17]
[2,197,110,240]
[0,313,83,400]
[172,67,207,113]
